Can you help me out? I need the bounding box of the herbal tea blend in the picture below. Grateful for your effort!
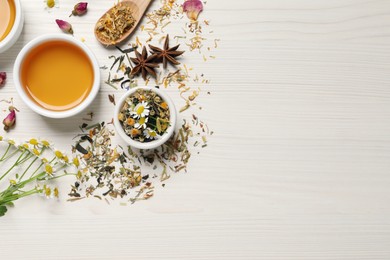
[118,89,170,143]
[95,4,136,44]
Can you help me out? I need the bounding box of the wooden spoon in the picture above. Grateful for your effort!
[94,0,152,46]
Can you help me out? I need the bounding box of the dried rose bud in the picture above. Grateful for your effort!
[55,19,74,35]
[0,72,6,86]
[70,2,88,17]
[183,0,203,21]
[3,107,16,131]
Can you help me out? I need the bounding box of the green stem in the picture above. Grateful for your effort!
[0,151,26,182]
[0,171,44,202]
[0,144,11,161]
[29,162,43,178]
[19,156,38,181]
[1,149,19,162]
[45,172,74,181]
[17,152,33,166]
[0,188,39,205]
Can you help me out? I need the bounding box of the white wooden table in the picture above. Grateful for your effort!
[1,0,390,259]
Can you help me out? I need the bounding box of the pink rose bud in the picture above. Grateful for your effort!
[55,19,74,35]
[0,72,6,86]
[3,107,16,131]
[183,0,203,21]
[70,2,88,17]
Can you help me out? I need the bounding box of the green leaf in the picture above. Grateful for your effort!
[0,205,7,217]
[156,118,162,133]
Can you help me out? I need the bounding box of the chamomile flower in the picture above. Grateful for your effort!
[32,148,40,156]
[42,185,52,198]
[54,150,64,159]
[29,138,39,146]
[134,117,148,129]
[18,143,29,150]
[143,128,157,139]
[40,140,50,147]
[53,187,59,198]
[131,101,150,119]
[41,158,48,164]
[62,155,69,163]
[45,164,53,175]
[73,157,80,167]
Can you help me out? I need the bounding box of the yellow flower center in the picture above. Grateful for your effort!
[73,157,80,167]
[45,164,53,175]
[139,117,146,125]
[45,187,51,197]
[55,150,63,159]
[41,140,50,147]
[150,131,157,137]
[53,187,59,198]
[46,0,55,8]
[29,138,38,145]
[136,106,145,115]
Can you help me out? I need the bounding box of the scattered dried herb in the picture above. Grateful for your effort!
[69,123,155,202]
[116,46,137,54]
[108,94,116,105]
[104,46,138,90]
[69,115,210,204]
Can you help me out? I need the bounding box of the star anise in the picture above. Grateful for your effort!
[130,46,159,80]
[149,35,185,69]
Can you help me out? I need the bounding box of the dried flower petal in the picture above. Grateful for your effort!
[183,0,203,21]
[3,107,16,131]
[55,19,74,34]
[70,2,88,17]
[0,72,6,86]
